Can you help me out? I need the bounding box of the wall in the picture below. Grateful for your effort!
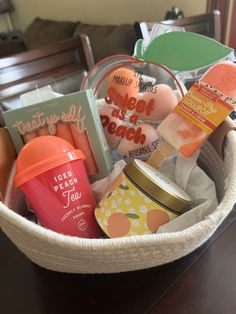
[0,16,9,32]
[8,0,207,31]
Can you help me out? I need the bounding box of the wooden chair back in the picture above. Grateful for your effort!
[0,34,94,100]
[135,10,221,43]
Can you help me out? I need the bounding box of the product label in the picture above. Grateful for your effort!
[48,163,100,237]
[12,104,85,136]
[23,161,100,237]
[175,81,235,134]
[95,173,177,238]
[53,170,81,210]
[124,138,161,161]
[100,70,161,161]
[51,168,91,229]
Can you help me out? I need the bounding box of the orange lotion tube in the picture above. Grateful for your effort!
[23,131,38,143]
[55,123,75,146]
[69,123,98,176]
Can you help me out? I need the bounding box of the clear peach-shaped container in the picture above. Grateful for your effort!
[81,55,186,162]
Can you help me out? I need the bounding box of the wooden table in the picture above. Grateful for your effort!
[0,206,235,314]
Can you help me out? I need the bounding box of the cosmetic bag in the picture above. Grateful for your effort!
[0,119,236,274]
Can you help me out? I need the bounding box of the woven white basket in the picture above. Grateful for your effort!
[0,131,236,274]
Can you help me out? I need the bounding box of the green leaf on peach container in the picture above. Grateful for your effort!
[107,192,113,198]
[125,213,139,219]
[140,32,234,72]
[119,184,129,190]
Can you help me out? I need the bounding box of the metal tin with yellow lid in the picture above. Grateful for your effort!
[95,159,191,238]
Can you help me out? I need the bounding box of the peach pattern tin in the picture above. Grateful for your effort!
[95,159,191,238]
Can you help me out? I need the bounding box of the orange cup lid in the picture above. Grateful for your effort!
[15,136,85,187]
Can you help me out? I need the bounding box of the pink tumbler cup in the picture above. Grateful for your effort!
[15,136,102,238]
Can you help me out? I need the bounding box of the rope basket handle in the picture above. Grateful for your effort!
[209,117,236,159]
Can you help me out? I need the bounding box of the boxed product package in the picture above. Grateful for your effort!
[3,89,113,182]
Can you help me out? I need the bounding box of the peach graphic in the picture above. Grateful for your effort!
[107,212,131,238]
[147,209,169,232]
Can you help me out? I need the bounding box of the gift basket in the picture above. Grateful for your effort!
[1,31,236,274]
[0,128,236,273]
